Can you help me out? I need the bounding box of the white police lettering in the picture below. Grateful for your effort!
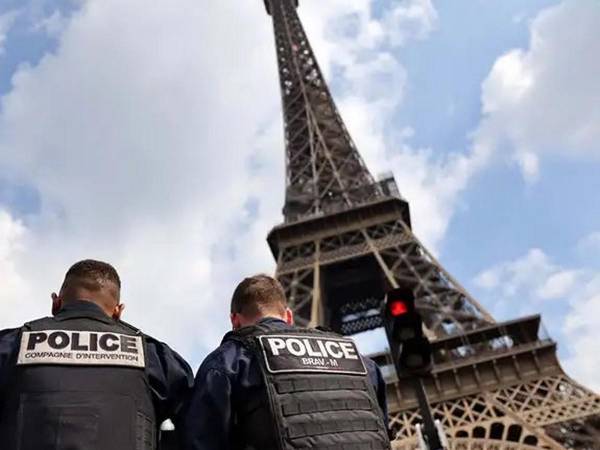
[324,341,343,358]
[266,337,358,360]
[17,330,146,368]
[339,341,358,359]
[260,334,367,375]
[268,338,286,355]
[287,339,305,356]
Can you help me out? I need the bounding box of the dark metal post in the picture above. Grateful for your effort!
[412,377,443,450]
[159,430,179,450]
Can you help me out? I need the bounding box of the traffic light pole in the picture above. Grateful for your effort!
[381,288,447,450]
[412,376,444,450]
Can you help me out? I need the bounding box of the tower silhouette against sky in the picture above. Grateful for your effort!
[262,1,600,448]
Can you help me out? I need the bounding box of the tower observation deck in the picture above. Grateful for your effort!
[261,1,600,448]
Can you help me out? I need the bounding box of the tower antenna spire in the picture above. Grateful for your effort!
[263,0,298,16]
[266,0,378,221]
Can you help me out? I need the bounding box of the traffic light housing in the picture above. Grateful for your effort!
[384,290,420,341]
[382,288,432,376]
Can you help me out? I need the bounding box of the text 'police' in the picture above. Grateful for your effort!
[17,330,146,368]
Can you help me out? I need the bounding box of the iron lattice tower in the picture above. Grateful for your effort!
[262,1,600,448]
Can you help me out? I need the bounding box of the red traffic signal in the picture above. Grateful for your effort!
[383,288,420,341]
[382,287,432,377]
[384,288,416,318]
[389,300,409,317]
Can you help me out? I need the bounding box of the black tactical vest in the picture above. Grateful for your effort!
[228,324,391,450]
[0,307,156,450]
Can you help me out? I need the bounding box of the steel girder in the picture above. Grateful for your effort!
[269,0,378,222]
[390,375,600,450]
[275,213,492,338]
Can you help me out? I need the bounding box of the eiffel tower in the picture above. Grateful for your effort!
[261,1,600,449]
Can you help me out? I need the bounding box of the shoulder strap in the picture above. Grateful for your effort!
[117,321,150,381]
[23,317,55,331]
[223,323,272,344]
[117,319,143,334]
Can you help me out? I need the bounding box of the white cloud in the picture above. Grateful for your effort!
[474,248,557,299]
[0,10,19,55]
[0,0,450,366]
[384,0,438,46]
[535,269,579,300]
[476,0,600,182]
[563,274,600,392]
[301,0,487,253]
[473,246,600,391]
[0,210,30,306]
[0,0,283,361]
[473,248,583,302]
[473,268,500,290]
[375,0,600,250]
[0,0,595,390]
[32,9,66,37]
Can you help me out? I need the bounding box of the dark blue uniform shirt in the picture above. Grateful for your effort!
[182,318,389,450]
[0,301,194,432]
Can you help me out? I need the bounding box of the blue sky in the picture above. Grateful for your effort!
[399,1,600,346]
[395,0,560,153]
[0,0,598,391]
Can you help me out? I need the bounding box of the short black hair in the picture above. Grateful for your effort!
[61,259,121,300]
[231,274,287,317]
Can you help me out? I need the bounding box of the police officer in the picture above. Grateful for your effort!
[0,259,194,450]
[182,274,391,450]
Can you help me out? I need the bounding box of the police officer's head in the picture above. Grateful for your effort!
[230,274,293,330]
[51,259,125,320]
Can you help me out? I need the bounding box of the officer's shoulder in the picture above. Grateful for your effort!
[128,324,183,360]
[140,332,192,373]
[199,338,246,371]
[141,331,178,355]
[117,319,143,334]
[362,355,382,375]
[0,326,21,342]
[116,321,170,352]
[22,316,54,329]
[362,356,377,369]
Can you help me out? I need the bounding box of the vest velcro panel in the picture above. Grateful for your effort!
[0,314,156,450]
[275,377,369,394]
[274,373,388,449]
[231,325,391,450]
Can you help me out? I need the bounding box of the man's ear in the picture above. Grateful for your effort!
[230,312,242,330]
[285,308,294,325]
[51,292,63,316]
[112,303,125,320]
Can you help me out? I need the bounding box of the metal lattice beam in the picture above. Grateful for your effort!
[269,0,379,221]
[389,375,600,450]
[275,213,492,338]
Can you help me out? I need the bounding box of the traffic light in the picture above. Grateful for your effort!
[382,288,432,376]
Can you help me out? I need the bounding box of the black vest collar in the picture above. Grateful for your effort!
[54,300,114,324]
[223,317,289,343]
